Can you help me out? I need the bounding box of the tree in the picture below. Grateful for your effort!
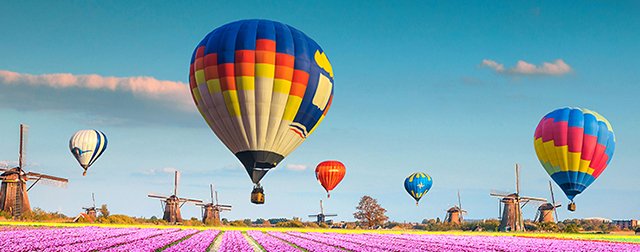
[353,195,388,228]
[99,204,110,217]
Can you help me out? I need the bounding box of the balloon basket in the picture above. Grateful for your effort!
[251,185,265,204]
[568,202,576,212]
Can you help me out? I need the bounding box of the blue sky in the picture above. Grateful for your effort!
[1,1,638,222]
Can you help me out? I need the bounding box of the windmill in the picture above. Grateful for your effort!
[490,163,546,232]
[147,171,202,224]
[82,193,97,219]
[308,200,337,224]
[0,124,68,217]
[445,190,467,224]
[535,181,562,223]
[196,184,231,225]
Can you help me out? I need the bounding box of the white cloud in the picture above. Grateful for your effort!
[285,164,308,171]
[0,70,199,126]
[481,59,572,76]
[140,167,179,175]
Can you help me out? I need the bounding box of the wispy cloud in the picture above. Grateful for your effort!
[0,70,198,126]
[481,59,572,76]
[285,164,308,171]
[139,167,179,175]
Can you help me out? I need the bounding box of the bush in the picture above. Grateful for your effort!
[229,220,248,227]
[275,220,304,228]
[97,214,136,224]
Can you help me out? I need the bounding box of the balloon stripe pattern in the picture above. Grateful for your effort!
[315,161,346,197]
[69,130,108,175]
[534,107,615,200]
[189,19,334,163]
[404,172,432,205]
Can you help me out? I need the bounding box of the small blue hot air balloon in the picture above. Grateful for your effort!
[404,172,433,206]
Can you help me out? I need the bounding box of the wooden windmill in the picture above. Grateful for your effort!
[445,190,467,224]
[0,124,68,217]
[82,193,97,219]
[147,171,202,224]
[196,184,231,225]
[308,200,337,224]
[535,181,562,223]
[490,164,546,232]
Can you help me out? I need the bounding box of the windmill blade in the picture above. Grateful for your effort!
[210,184,215,204]
[92,193,96,208]
[196,203,207,206]
[520,196,547,202]
[490,189,512,196]
[515,163,520,195]
[308,215,319,217]
[26,172,68,183]
[490,192,512,198]
[19,124,28,170]
[173,171,179,196]
[457,189,463,222]
[549,181,559,222]
[26,172,68,188]
[216,204,232,208]
[148,193,169,199]
[325,214,337,217]
[179,198,203,203]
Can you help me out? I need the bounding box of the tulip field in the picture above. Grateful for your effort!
[1,224,640,252]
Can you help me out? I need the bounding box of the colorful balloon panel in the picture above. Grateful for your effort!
[315,160,346,197]
[69,130,108,176]
[189,19,334,184]
[404,172,432,204]
[533,107,615,200]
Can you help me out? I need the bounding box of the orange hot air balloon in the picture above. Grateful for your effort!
[315,161,346,198]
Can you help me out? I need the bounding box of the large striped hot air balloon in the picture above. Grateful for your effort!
[534,107,615,211]
[69,130,108,176]
[404,172,433,206]
[189,20,334,204]
[315,160,346,198]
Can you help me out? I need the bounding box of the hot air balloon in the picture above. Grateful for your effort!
[404,172,432,206]
[189,20,334,204]
[315,160,346,198]
[534,107,615,211]
[69,130,108,176]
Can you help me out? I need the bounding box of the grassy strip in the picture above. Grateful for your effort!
[207,230,224,252]
[242,231,266,252]
[157,230,199,251]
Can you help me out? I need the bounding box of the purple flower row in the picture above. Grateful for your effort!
[247,230,296,252]
[164,230,220,252]
[218,230,254,252]
[44,228,178,252]
[267,231,342,252]
[103,228,198,252]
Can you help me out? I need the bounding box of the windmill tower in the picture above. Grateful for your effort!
[308,200,337,224]
[196,184,231,225]
[82,193,97,219]
[490,164,546,232]
[535,181,562,223]
[445,190,467,224]
[0,124,68,217]
[147,171,202,224]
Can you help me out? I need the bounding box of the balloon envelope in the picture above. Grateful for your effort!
[534,107,615,201]
[404,172,432,205]
[315,160,346,197]
[189,19,334,184]
[69,130,108,176]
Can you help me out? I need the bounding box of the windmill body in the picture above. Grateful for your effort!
[490,164,546,232]
[0,124,68,217]
[445,190,466,224]
[197,184,231,225]
[148,171,202,224]
[535,181,562,223]
[308,200,337,224]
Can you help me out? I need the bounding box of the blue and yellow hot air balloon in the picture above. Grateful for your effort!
[534,107,615,211]
[189,20,334,204]
[404,172,433,206]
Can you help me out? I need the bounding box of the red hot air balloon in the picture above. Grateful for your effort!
[315,161,346,198]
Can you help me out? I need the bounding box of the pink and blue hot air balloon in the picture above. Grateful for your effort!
[534,107,615,211]
[404,172,433,206]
